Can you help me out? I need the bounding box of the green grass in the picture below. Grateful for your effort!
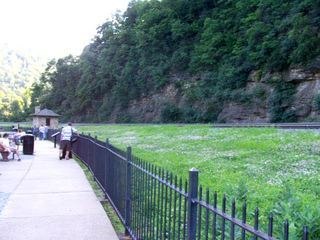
[77,124,320,237]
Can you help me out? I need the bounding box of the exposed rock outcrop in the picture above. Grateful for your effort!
[217,103,269,123]
[111,67,320,123]
[217,68,320,123]
[127,84,181,122]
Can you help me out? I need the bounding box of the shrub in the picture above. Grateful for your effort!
[161,103,182,123]
[181,107,201,123]
[251,85,267,99]
[229,88,251,104]
[116,112,132,123]
[268,81,297,122]
[201,100,223,122]
[313,93,320,111]
[272,184,320,239]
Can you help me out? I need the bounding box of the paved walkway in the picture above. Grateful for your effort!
[0,140,119,240]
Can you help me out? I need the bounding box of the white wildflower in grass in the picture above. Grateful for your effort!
[291,160,317,176]
[77,124,320,224]
[309,144,320,154]
[178,135,206,140]
[267,178,283,185]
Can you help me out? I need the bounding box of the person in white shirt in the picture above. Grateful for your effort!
[1,133,21,161]
[39,124,46,140]
[44,125,49,140]
[59,122,77,160]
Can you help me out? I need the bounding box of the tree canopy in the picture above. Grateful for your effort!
[0,46,45,121]
[30,0,320,122]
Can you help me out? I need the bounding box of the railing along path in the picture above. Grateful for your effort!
[47,125,316,240]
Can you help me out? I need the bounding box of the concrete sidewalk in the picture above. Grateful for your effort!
[0,140,119,240]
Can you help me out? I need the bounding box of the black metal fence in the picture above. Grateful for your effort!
[50,131,310,240]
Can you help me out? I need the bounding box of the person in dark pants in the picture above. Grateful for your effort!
[59,122,77,160]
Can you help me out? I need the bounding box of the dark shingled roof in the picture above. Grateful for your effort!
[32,108,60,117]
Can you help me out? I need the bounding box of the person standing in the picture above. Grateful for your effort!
[39,124,45,140]
[13,129,25,151]
[44,125,49,140]
[59,122,77,160]
[32,125,39,140]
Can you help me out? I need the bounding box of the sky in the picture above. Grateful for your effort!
[0,0,131,59]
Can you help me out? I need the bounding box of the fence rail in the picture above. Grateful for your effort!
[48,130,311,240]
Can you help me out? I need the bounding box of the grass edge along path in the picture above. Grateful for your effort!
[74,157,125,238]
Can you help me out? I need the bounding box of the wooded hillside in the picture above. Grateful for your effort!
[31,0,320,123]
[0,45,45,121]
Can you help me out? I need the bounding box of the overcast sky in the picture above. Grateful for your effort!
[0,0,131,59]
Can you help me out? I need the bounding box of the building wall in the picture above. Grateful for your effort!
[32,117,59,129]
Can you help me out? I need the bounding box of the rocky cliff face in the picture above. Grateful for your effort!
[126,84,181,122]
[218,68,320,123]
[110,67,320,123]
[287,69,320,120]
[218,69,320,122]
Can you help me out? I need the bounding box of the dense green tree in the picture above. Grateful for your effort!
[31,0,320,123]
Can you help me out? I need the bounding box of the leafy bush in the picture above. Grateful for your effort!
[313,93,320,111]
[272,184,320,239]
[181,107,201,123]
[268,81,297,122]
[229,89,251,104]
[201,100,223,122]
[251,85,267,100]
[116,112,133,123]
[160,103,182,123]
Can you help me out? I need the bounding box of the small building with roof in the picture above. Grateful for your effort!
[31,107,60,129]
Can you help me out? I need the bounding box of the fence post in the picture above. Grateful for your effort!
[188,168,199,240]
[303,226,309,240]
[125,146,132,236]
[104,138,109,199]
[92,136,96,182]
[51,131,60,148]
[54,135,57,148]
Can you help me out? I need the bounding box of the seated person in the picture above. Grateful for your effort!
[1,133,21,161]
[0,140,10,161]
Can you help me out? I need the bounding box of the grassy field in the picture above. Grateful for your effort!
[78,124,320,234]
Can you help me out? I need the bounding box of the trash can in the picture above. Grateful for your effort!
[21,134,35,155]
[26,129,33,134]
